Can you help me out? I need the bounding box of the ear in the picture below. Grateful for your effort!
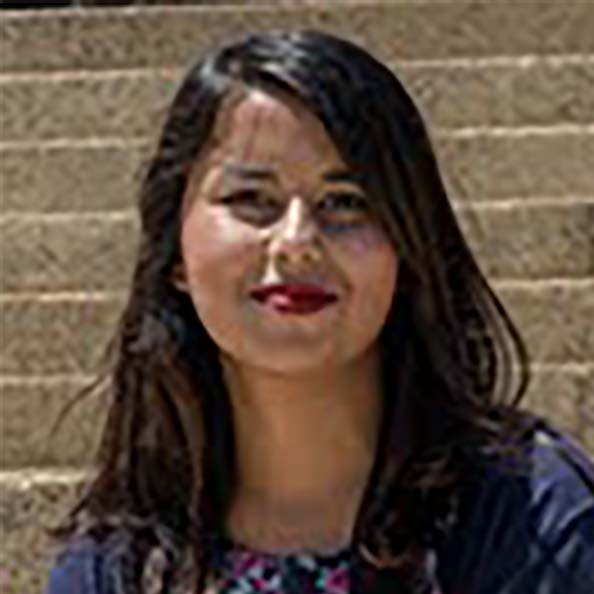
[171,262,189,293]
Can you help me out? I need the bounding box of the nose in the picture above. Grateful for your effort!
[269,197,322,268]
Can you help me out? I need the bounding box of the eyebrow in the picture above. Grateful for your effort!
[222,163,362,184]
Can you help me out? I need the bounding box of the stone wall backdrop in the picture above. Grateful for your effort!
[1,1,593,592]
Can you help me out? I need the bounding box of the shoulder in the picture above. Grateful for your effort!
[439,421,594,594]
[43,536,116,594]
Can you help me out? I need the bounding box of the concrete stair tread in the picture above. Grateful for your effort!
[2,2,594,73]
[2,60,594,143]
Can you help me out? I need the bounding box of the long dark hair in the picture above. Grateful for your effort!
[52,29,533,593]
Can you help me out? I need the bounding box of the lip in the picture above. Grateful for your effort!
[249,283,339,315]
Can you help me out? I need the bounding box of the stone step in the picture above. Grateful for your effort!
[2,2,594,74]
[1,201,592,294]
[1,377,105,469]
[456,201,594,280]
[0,470,86,594]
[1,213,140,293]
[1,281,593,378]
[1,296,121,376]
[1,364,592,470]
[2,60,594,142]
[2,133,593,214]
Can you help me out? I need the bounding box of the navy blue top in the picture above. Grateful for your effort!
[44,424,594,593]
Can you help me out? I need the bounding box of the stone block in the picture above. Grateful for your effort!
[521,365,593,450]
[0,72,175,142]
[2,3,594,73]
[511,61,594,127]
[580,367,594,452]
[0,473,85,594]
[4,60,594,142]
[1,58,590,146]
[1,215,140,292]
[397,63,511,129]
[0,379,107,469]
[401,59,594,130]
[0,66,515,142]
[0,297,124,375]
[497,281,594,365]
[1,143,151,214]
[456,202,594,280]
[435,133,594,202]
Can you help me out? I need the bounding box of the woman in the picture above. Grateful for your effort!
[44,30,594,594]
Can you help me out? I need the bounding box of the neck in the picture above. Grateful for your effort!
[220,348,383,506]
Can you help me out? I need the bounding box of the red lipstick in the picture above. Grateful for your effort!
[249,283,338,315]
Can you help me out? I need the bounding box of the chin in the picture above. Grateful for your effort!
[255,354,337,375]
[228,345,343,375]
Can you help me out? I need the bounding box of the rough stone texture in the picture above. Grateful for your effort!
[510,61,594,127]
[456,202,594,280]
[497,282,594,365]
[0,297,124,375]
[520,365,594,449]
[1,143,151,214]
[582,367,594,450]
[0,475,86,594]
[397,63,513,129]
[3,134,593,214]
[2,2,594,73]
[0,379,108,468]
[4,62,594,142]
[435,133,594,202]
[0,72,175,142]
[1,215,140,292]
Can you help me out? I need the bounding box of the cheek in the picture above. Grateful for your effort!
[337,231,398,316]
[334,226,397,278]
[328,223,392,257]
[363,252,398,310]
[180,211,257,289]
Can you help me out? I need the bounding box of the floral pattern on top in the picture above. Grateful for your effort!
[206,536,353,594]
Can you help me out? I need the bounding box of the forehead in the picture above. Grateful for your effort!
[199,88,347,176]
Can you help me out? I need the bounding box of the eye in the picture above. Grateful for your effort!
[220,189,282,223]
[220,189,273,205]
[317,192,370,220]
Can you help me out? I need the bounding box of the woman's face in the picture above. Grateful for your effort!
[177,88,398,373]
